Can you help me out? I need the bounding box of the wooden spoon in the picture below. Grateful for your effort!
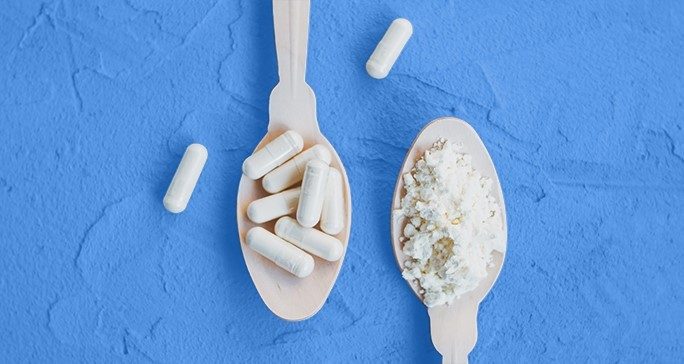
[391,117,508,363]
[236,0,351,321]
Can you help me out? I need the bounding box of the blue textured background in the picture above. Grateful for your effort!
[1,0,682,362]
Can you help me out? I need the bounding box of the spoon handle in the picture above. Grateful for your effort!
[269,0,319,134]
[273,0,310,87]
[428,298,479,364]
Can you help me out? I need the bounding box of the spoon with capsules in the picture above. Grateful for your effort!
[236,0,352,321]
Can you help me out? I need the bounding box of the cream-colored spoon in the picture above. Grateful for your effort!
[391,117,508,363]
[236,0,351,321]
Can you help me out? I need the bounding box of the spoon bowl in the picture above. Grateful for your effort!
[237,131,351,321]
[391,117,507,363]
[236,0,351,321]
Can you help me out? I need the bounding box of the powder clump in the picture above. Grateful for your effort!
[396,138,505,307]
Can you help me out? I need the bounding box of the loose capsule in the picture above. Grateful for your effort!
[247,187,300,224]
[320,167,345,235]
[366,18,413,79]
[275,217,343,262]
[296,159,329,228]
[242,130,304,180]
[262,144,331,194]
[246,227,314,278]
[163,143,208,213]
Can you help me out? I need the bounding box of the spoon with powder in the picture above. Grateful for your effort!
[236,0,351,321]
[391,117,508,363]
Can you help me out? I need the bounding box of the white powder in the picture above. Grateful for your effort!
[396,138,505,307]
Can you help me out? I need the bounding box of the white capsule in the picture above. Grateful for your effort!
[296,159,329,228]
[247,187,300,224]
[320,167,345,235]
[242,130,304,180]
[262,145,331,194]
[275,217,343,262]
[163,143,208,213]
[246,227,314,278]
[366,18,413,79]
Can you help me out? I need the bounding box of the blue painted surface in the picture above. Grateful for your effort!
[1,0,682,362]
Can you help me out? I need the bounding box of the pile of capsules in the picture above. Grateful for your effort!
[242,130,345,278]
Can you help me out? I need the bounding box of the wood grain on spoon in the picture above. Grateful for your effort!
[390,117,507,363]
